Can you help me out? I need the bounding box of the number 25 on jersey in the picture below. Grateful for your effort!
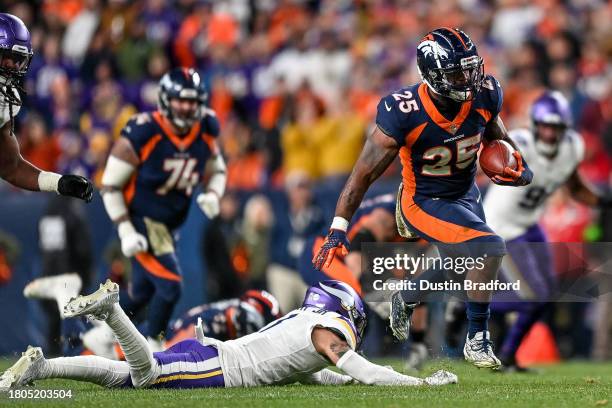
[421,134,481,176]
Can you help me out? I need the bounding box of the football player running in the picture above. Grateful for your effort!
[0,280,457,389]
[0,13,93,201]
[312,28,533,369]
[100,68,227,349]
[483,91,612,371]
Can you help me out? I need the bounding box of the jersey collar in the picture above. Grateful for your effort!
[418,83,472,135]
[153,111,201,151]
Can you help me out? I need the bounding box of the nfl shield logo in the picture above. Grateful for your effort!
[449,123,458,134]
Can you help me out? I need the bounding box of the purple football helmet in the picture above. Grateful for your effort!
[0,13,33,105]
[531,91,572,127]
[531,91,572,155]
[302,280,367,347]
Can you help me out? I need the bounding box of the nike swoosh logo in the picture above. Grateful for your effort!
[384,101,392,111]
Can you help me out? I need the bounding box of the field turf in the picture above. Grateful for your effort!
[0,358,610,408]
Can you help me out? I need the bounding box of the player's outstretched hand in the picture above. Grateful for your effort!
[491,151,533,187]
[312,229,350,270]
[197,191,220,219]
[58,175,94,202]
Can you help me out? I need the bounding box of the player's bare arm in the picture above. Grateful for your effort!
[312,326,351,364]
[0,121,40,190]
[0,122,94,200]
[336,127,399,220]
[311,326,455,386]
[313,127,399,269]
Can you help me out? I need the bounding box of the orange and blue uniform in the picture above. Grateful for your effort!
[120,109,220,337]
[376,76,506,257]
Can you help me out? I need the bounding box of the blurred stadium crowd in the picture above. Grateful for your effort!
[0,0,611,359]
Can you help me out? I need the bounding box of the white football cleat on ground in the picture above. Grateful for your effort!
[0,346,45,390]
[23,273,82,301]
[63,279,119,320]
[424,369,458,386]
[463,331,501,369]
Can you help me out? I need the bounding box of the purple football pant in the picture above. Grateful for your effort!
[123,339,225,389]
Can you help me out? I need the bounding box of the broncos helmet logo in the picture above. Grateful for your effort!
[418,40,449,65]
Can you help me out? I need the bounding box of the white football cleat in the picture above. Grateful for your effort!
[0,346,45,390]
[63,279,119,320]
[424,369,458,386]
[463,331,501,369]
[23,273,82,301]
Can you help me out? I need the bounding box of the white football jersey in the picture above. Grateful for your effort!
[483,128,584,240]
[214,307,358,387]
[0,86,21,128]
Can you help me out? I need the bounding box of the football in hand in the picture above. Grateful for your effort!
[479,140,517,179]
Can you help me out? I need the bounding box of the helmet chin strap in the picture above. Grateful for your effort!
[421,74,472,103]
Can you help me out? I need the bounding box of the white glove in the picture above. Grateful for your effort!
[197,191,220,219]
[195,317,222,346]
[117,221,148,257]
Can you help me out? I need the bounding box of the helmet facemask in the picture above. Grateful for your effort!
[422,55,484,102]
[157,69,207,134]
[0,46,32,106]
[533,121,566,156]
[346,305,367,345]
[159,92,203,133]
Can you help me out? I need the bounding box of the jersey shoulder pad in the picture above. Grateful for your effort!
[478,75,503,118]
[121,112,158,151]
[566,129,585,163]
[201,108,220,138]
[375,84,421,146]
[316,311,358,350]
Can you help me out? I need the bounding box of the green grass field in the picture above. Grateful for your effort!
[0,359,610,408]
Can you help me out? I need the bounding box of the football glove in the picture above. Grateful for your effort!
[312,229,350,270]
[491,151,533,187]
[58,175,94,202]
[117,221,148,257]
[197,191,220,219]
